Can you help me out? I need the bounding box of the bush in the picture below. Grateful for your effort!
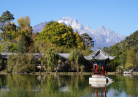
[7,54,36,73]
[125,63,133,70]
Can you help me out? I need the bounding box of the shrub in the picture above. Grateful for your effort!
[7,54,36,73]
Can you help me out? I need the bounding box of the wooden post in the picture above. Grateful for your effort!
[102,66,104,76]
[93,65,95,75]
[96,65,98,73]
[105,71,106,75]
[96,65,98,75]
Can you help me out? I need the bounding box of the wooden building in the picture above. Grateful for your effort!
[84,49,115,75]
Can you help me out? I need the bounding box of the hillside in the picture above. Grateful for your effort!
[103,31,138,71]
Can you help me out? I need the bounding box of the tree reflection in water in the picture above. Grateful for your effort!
[0,74,137,97]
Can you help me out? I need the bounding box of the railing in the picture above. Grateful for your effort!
[92,69,105,75]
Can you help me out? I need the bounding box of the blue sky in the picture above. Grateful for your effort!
[0,0,138,36]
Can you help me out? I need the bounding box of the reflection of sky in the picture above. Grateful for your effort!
[107,89,130,97]
[60,86,69,92]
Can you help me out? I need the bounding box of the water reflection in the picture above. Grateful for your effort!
[0,74,137,97]
[89,80,113,97]
[89,81,113,87]
[124,73,133,77]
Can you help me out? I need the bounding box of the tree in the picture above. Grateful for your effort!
[45,48,58,72]
[2,40,17,52]
[17,16,32,38]
[81,33,94,49]
[17,16,33,53]
[35,21,85,52]
[69,49,84,72]
[3,22,18,40]
[125,47,137,70]
[0,10,14,40]
[17,34,26,53]
[7,54,35,73]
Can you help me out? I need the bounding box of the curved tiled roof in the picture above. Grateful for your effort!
[0,49,115,60]
[84,49,115,60]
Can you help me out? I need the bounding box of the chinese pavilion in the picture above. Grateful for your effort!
[84,49,115,75]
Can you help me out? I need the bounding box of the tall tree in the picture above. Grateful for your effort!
[17,16,32,38]
[81,33,94,49]
[0,11,14,40]
[17,16,33,52]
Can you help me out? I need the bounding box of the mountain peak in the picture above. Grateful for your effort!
[33,17,125,49]
[98,26,105,30]
[57,17,83,31]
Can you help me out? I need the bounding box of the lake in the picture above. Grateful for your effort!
[0,74,138,97]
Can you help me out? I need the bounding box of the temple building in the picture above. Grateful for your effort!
[84,49,116,75]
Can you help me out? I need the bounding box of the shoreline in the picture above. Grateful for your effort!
[0,71,138,75]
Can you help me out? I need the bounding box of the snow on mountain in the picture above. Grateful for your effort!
[33,17,125,49]
[57,17,125,49]
[58,17,84,31]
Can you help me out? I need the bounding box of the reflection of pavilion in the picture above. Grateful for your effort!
[89,81,113,97]
[89,80,113,88]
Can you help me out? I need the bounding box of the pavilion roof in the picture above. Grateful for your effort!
[84,49,115,60]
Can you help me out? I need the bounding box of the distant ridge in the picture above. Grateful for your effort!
[33,17,125,49]
[33,21,47,33]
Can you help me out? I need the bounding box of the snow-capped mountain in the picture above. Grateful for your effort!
[33,17,125,49]
[57,17,125,48]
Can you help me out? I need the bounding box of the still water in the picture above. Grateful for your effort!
[0,74,138,97]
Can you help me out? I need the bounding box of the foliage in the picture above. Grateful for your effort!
[0,11,14,30]
[0,54,3,70]
[81,33,94,49]
[69,49,85,72]
[17,16,32,38]
[35,21,84,52]
[82,48,93,56]
[17,34,26,53]
[0,11,33,53]
[125,47,137,70]
[7,54,36,73]
[103,31,138,71]
[17,16,33,53]
[1,40,17,52]
[0,43,2,52]
[0,11,14,40]
[45,48,58,72]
